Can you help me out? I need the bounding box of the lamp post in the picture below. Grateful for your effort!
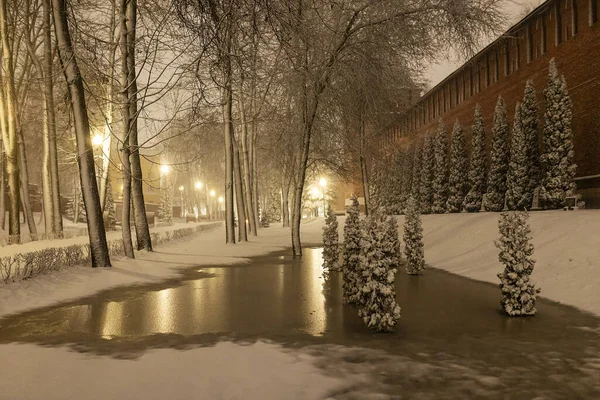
[319,178,327,216]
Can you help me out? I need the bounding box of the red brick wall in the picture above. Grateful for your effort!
[382,0,600,206]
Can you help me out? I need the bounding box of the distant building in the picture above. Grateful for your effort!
[380,0,600,207]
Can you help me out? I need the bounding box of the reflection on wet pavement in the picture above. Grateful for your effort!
[0,248,599,398]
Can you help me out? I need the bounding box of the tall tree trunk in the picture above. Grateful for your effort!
[233,138,247,242]
[99,0,118,213]
[0,139,5,230]
[44,0,62,234]
[119,0,135,258]
[238,97,257,236]
[53,0,111,267]
[126,0,152,251]
[0,0,20,243]
[251,121,259,230]
[222,81,235,243]
[359,114,370,216]
[281,174,290,228]
[17,129,36,235]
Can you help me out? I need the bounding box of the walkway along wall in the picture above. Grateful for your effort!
[382,0,600,207]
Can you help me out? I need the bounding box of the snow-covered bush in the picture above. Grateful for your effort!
[486,96,510,212]
[540,59,577,209]
[403,197,425,275]
[401,145,415,210]
[342,196,362,304]
[495,211,541,316]
[522,80,541,206]
[411,138,423,206]
[322,205,339,271]
[432,120,448,214]
[506,103,529,211]
[464,104,487,212]
[419,132,435,214]
[0,222,221,283]
[446,120,468,213]
[358,214,401,332]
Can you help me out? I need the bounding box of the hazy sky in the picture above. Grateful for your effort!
[423,0,542,89]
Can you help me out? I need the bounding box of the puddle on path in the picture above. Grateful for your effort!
[0,248,598,398]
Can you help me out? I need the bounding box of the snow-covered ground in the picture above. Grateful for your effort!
[0,341,352,400]
[0,211,598,399]
[396,209,600,317]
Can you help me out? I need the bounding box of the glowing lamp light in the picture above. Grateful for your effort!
[92,134,103,146]
[178,185,184,191]
[319,178,327,188]
[210,190,216,197]
[218,196,223,203]
[160,165,170,174]
[195,182,203,190]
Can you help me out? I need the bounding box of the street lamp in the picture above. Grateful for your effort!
[160,164,170,175]
[92,134,103,147]
[195,182,202,190]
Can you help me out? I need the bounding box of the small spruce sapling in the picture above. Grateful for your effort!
[322,205,340,271]
[403,197,425,275]
[358,214,402,332]
[495,211,541,316]
[342,196,362,304]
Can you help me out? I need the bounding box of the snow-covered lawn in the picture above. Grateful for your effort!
[395,209,600,317]
[0,341,355,400]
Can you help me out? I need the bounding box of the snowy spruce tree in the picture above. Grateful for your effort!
[432,120,449,214]
[400,145,415,212]
[358,214,402,332]
[419,133,435,214]
[411,139,423,207]
[539,59,577,209]
[368,162,386,213]
[342,196,362,304]
[322,205,340,271]
[403,197,425,275]
[464,104,487,212]
[495,211,541,316]
[446,120,469,213]
[389,151,406,214]
[506,103,529,210]
[522,79,541,206]
[486,96,510,212]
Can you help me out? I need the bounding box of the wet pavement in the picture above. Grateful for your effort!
[0,248,599,398]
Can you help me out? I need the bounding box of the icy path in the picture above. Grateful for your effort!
[0,219,324,318]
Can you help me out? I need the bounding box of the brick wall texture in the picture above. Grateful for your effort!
[383,0,600,206]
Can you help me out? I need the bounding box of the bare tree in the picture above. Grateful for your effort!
[52,0,111,267]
